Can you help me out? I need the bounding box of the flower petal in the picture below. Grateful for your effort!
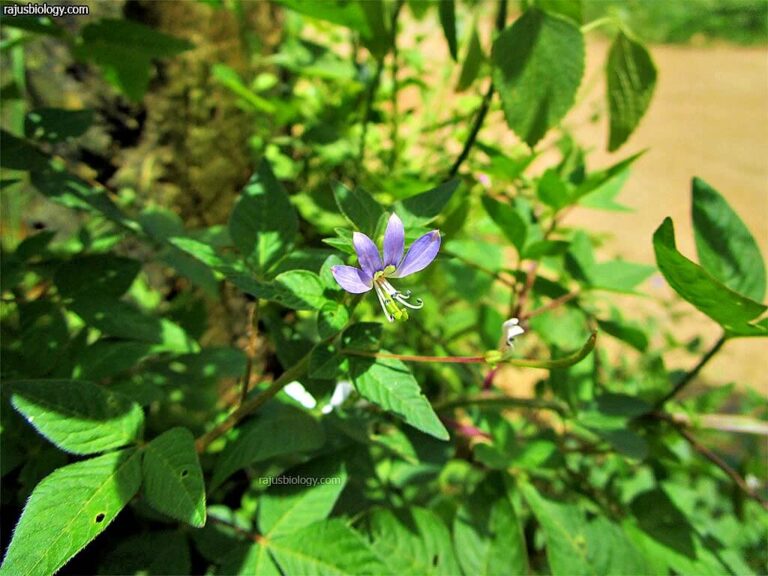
[382,213,405,268]
[391,230,441,278]
[352,231,383,278]
[331,265,373,294]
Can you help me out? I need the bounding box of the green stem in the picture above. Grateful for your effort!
[654,334,727,409]
[342,349,486,364]
[195,354,309,453]
[434,393,567,414]
[580,17,614,34]
[446,0,508,179]
[359,57,385,166]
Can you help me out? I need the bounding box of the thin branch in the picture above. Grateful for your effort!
[441,250,517,289]
[434,393,567,415]
[342,348,486,364]
[665,412,768,436]
[388,0,405,170]
[523,290,580,320]
[446,0,508,179]
[675,425,768,510]
[240,300,260,407]
[358,57,385,165]
[195,354,309,453]
[654,334,727,409]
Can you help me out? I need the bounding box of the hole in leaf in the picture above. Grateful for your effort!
[95,513,105,523]
[432,555,439,566]
[180,469,189,478]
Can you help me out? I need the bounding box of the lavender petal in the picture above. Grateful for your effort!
[353,231,383,278]
[391,230,441,278]
[382,213,405,268]
[331,265,373,294]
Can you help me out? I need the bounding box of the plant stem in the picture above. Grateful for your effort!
[441,250,518,289]
[240,300,260,407]
[342,349,487,364]
[446,0,508,179]
[359,57,385,166]
[523,289,580,320]
[674,425,768,510]
[195,354,310,453]
[434,393,567,415]
[654,334,727,409]
[388,0,405,170]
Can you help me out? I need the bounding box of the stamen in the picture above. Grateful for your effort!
[373,282,394,322]
[395,293,424,309]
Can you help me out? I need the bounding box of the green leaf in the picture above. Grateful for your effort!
[536,0,582,23]
[24,108,93,142]
[537,168,571,209]
[219,541,281,576]
[74,19,192,101]
[453,476,528,576]
[142,427,206,527]
[341,322,382,352]
[229,160,299,275]
[0,129,49,171]
[396,179,460,228]
[317,301,350,339]
[350,357,448,441]
[492,9,585,147]
[267,519,389,575]
[585,516,651,575]
[0,449,142,576]
[9,379,144,455]
[258,457,347,538]
[68,295,196,351]
[457,25,484,91]
[276,0,372,39]
[99,530,191,576]
[692,177,766,302]
[597,319,648,351]
[481,196,526,255]
[53,254,140,299]
[653,218,766,335]
[520,482,592,576]
[309,344,346,379]
[332,181,384,235]
[369,507,461,576]
[233,270,329,311]
[212,64,276,113]
[438,0,458,61]
[606,31,657,151]
[211,403,325,489]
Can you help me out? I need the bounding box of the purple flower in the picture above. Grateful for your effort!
[331,213,441,322]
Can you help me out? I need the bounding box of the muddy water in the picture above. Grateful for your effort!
[562,41,768,394]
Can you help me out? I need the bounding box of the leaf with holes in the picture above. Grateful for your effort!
[142,427,206,528]
[9,379,144,455]
[350,356,449,441]
[258,457,347,538]
[0,449,142,576]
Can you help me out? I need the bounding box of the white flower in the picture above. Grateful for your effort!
[503,317,525,348]
[283,381,317,409]
[321,381,355,414]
